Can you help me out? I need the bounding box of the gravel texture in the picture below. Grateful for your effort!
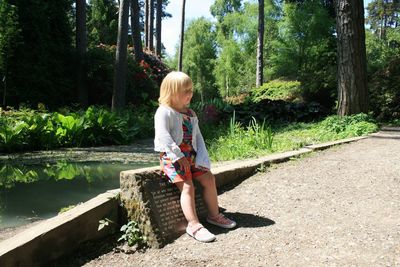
[55,129,400,266]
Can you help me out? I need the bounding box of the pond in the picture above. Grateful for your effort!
[0,160,158,229]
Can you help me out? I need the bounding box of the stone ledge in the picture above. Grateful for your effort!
[0,189,120,267]
[304,136,367,151]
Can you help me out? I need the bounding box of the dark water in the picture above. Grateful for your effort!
[0,161,157,229]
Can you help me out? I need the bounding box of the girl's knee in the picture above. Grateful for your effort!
[180,180,195,194]
[198,172,216,188]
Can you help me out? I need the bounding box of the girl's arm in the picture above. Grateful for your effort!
[195,127,211,170]
[154,109,184,162]
[190,109,211,170]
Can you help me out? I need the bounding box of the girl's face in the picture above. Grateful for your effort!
[176,87,193,108]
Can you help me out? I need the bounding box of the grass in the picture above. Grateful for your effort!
[207,113,379,162]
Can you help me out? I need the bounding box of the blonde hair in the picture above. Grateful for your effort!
[158,71,193,106]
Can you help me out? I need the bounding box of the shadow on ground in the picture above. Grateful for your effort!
[51,234,121,267]
[205,211,275,235]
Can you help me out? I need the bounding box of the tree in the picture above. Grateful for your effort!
[335,0,369,115]
[182,18,217,102]
[144,0,149,48]
[366,0,400,39]
[271,1,336,106]
[112,0,130,111]
[131,0,144,62]
[210,0,243,40]
[155,0,163,56]
[6,0,74,108]
[88,0,118,46]
[256,0,264,87]
[210,0,242,23]
[76,0,88,106]
[0,2,20,107]
[178,0,186,71]
[148,0,154,51]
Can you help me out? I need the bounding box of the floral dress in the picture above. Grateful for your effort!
[160,110,208,183]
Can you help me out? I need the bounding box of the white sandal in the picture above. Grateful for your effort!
[186,223,216,242]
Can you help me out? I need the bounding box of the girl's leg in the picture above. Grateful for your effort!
[175,180,199,226]
[194,171,219,218]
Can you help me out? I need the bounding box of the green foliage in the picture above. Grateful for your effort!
[0,164,38,189]
[0,106,154,152]
[366,0,400,38]
[0,1,20,79]
[251,80,301,102]
[366,28,400,75]
[232,99,327,123]
[210,0,243,24]
[388,118,400,126]
[208,114,274,161]
[182,17,218,102]
[0,116,29,151]
[270,1,337,108]
[318,113,377,138]
[0,160,132,189]
[59,204,77,214]
[98,218,115,231]
[86,45,169,107]
[208,113,378,162]
[118,220,146,246]
[5,0,75,108]
[87,0,118,46]
[79,106,129,146]
[368,57,400,121]
[214,39,250,97]
[207,0,336,109]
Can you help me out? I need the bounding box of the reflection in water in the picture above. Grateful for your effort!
[0,160,157,229]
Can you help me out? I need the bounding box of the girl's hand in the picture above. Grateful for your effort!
[177,157,190,174]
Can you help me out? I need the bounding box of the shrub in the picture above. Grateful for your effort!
[251,79,302,102]
[86,45,171,107]
[369,57,400,122]
[0,106,155,152]
[231,99,328,124]
[318,113,378,139]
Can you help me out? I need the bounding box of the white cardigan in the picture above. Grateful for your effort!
[154,105,211,170]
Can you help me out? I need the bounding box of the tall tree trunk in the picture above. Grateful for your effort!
[148,0,154,51]
[144,0,149,49]
[2,63,6,107]
[76,0,88,107]
[112,0,130,111]
[178,0,186,71]
[155,0,162,57]
[130,0,144,62]
[256,0,264,87]
[335,0,368,116]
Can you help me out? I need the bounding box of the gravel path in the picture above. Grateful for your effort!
[62,129,400,266]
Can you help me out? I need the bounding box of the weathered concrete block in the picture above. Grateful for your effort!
[120,167,207,248]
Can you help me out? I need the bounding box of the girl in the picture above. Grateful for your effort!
[154,71,236,243]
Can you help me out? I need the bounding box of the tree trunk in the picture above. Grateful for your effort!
[2,64,6,107]
[112,0,130,111]
[178,0,186,71]
[148,0,154,51]
[155,0,162,57]
[256,0,264,87]
[130,0,144,62]
[335,0,369,116]
[144,0,149,49]
[76,0,88,107]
